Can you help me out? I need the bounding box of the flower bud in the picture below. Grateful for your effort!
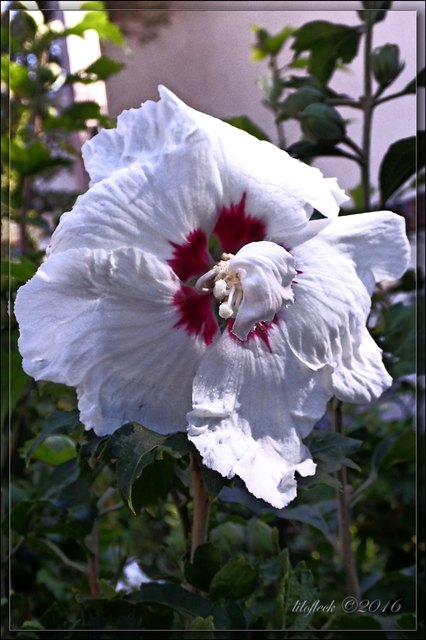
[301,103,346,145]
[246,520,277,558]
[280,86,324,119]
[357,1,391,24]
[371,44,404,86]
[210,522,245,556]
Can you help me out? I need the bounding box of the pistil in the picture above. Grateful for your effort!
[195,253,243,320]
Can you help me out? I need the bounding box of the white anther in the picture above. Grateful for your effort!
[213,279,228,299]
[219,302,234,319]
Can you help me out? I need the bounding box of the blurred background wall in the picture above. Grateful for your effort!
[93,0,422,198]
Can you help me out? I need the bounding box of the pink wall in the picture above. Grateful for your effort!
[102,1,422,198]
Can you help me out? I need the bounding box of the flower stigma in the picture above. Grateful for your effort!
[195,241,298,341]
[195,252,243,320]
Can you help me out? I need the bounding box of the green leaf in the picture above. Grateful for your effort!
[50,460,95,514]
[210,557,259,600]
[377,431,415,471]
[184,543,221,591]
[246,519,279,558]
[129,583,212,618]
[69,55,125,84]
[305,429,362,474]
[2,256,38,283]
[190,615,215,632]
[62,9,124,45]
[24,411,80,463]
[287,140,351,160]
[209,522,245,559]
[8,9,37,54]
[276,549,318,630]
[199,463,227,499]
[24,435,76,466]
[292,21,362,84]
[402,66,425,94]
[2,58,34,96]
[251,25,294,60]
[8,140,71,176]
[21,620,45,631]
[381,302,416,376]
[287,562,318,630]
[104,423,166,514]
[224,115,270,141]
[10,499,47,535]
[379,133,425,204]
[44,101,108,132]
[85,55,124,79]
[131,454,175,510]
[363,571,415,612]
[276,503,334,541]
[1,350,30,428]
[330,613,382,630]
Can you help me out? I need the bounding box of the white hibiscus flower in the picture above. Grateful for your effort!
[14,86,410,509]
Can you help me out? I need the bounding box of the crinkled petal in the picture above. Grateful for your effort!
[187,326,331,508]
[15,247,207,435]
[158,87,349,232]
[316,211,411,293]
[48,142,223,264]
[282,211,409,402]
[81,86,348,251]
[82,94,199,186]
[229,241,296,340]
[331,327,392,402]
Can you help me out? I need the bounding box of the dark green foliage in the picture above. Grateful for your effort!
[291,21,362,84]
[279,86,324,119]
[301,103,346,144]
[379,134,423,205]
[224,115,270,141]
[251,24,294,60]
[3,2,420,637]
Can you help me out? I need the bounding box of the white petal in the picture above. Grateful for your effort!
[81,86,348,252]
[82,94,199,186]
[15,248,207,435]
[229,241,296,340]
[283,211,409,402]
[187,327,331,508]
[316,211,410,293]
[331,327,392,403]
[157,87,349,231]
[49,142,223,262]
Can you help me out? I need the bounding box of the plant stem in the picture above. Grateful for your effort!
[361,14,374,212]
[189,451,211,562]
[171,488,191,542]
[269,57,287,149]
[332,400,361,600]
[86,520,100,598]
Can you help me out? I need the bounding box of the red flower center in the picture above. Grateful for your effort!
[169,193,275,346]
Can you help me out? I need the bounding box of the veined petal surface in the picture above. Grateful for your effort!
[15,247,208,435]
[187,325,331,509]
[49,141,223,266]
[283,211,410,402]
[81,86,348,251]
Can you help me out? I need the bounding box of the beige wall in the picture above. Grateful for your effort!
[102,1,422,199]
